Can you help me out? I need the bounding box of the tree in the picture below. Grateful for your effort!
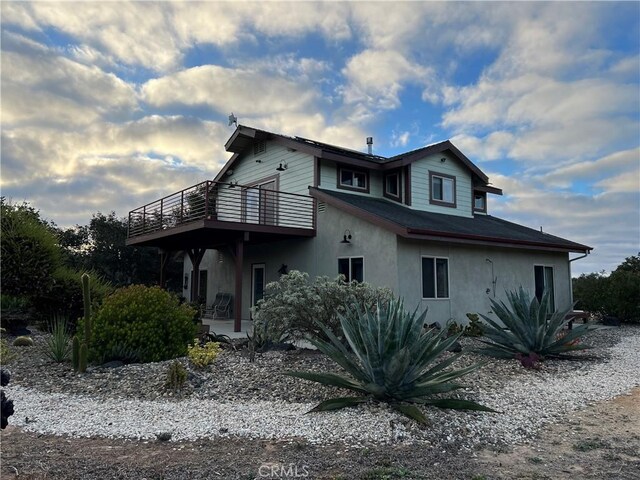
[0,199,62,297]
[82,212,182,291]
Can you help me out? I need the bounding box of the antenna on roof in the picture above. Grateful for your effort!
[228,113,238,127]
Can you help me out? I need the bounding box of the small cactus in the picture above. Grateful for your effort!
[72,335,80,371]
[81,273,92,343]
[78,342,88,373]
[12,336,34,347]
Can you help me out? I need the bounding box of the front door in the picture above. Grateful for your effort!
[252,263,266,311]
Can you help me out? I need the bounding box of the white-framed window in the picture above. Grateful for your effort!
[422,256,449,299]
[429,171,456,207]
[338,256,364,283]
[338,167,368,192]
[534,265,555,311]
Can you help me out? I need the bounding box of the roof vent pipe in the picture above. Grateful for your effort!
[366,137,373,155]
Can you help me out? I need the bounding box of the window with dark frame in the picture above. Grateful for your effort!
[534,265,555,312]
[384,172,401,200]
[338,167,368,191]
[338,257,364,283]
[430,172,456,206]
[422,257,449,299]
[474,192,486,212]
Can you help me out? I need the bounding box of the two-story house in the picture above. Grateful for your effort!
[126,125,591,332]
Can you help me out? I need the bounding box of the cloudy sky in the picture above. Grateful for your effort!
[1,1,638,275]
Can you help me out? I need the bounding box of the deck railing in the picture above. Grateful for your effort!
[127,180,315,239]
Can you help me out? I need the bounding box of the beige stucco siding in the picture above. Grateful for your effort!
[397,237,572,325]
[410,152,473,218]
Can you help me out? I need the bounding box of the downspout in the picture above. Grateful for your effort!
[568,251,590,305]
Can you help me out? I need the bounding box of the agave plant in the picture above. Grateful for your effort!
[285,298,495,423]
[476,287,597,365]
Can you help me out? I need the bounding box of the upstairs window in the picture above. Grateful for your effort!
[338,167,369,192]
[429,172,456,207]
[422,257,449,299]
[384,171,401,201]
[338,257,364,282]
[474,192,487,212]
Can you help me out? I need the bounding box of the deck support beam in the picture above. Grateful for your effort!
[159,249,171,289]
[233,237,244,332]
[187,248,206,303]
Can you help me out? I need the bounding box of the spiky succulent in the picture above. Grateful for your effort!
[476,287,597,363]
[285,298,495,423]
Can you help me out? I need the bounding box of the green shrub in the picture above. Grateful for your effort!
[45,315,71,363]
[90,285,197,363]
[477,287,597,367]
[464,313,485,337]
[0,200,61,298]
[286,297,494,423]
[187,340,221,368]
[34,268,112,328]
[165,361,187,392]
[97,342,142,364]
[252,270,393,344]
[1,335,16,365]
[13,336,34,347]
[0,295,31,334]
[572,254,640,324]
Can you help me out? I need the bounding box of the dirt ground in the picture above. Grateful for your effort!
[1,389,639,480]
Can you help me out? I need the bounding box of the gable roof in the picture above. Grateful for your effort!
[217,125,501,193]
[311,188,591,253]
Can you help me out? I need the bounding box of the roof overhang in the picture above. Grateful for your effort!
[310,187,592,254]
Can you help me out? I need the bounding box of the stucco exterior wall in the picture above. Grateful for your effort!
[397,237,572,325]
[183,249,235,305]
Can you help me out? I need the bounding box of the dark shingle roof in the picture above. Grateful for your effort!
[313,188,591,253]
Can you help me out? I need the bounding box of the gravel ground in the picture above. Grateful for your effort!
[3,325,639,450]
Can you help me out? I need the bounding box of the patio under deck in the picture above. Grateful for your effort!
[126,180,316,331]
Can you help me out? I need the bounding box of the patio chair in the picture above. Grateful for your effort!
[209,293,232,319]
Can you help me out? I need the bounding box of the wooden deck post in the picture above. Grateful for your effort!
[187,248,206,303]
[159,249,170,289]
[234,237,244,332]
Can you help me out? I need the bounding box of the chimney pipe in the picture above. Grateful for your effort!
[366,137,373,155]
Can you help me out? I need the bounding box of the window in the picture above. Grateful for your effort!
[474,192,486,212]
[338,257,364,283]
[534,265,555,311]
[422,257,449,299]
[338,167,369,192]
[429,172,456,207]
[384,172,401,201]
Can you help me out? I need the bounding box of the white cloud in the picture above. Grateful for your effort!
[1,32,137,127]
[141,65,317,116]
[390,131,411,148]
[341,49,436,120]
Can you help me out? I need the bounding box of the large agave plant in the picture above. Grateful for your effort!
[477,287,597,362]
[285,298,495,423]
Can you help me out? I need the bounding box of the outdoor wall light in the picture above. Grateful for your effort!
[183,274,189,290]
[440,157,446,163]
[276,162,288,171]
[228,180,238,188]
[340,229,352,244]
[255,159,262,163]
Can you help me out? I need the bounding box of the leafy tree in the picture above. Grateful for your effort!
[1,199,61,297]
[573,254,640,323]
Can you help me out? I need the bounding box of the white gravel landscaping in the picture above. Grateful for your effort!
[4,328,640,449]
